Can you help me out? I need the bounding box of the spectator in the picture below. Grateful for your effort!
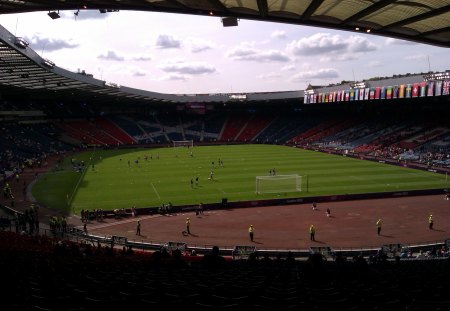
[201,246,226,267]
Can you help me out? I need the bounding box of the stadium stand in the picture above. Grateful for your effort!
[95,117,136,145]
[109,116,144,139]
[220,114,252,141]
[235,114,274,142]
[0,230,449,310]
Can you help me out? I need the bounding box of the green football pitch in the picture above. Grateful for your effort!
[32,144,448,214]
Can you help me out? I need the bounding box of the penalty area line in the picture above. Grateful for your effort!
[151,182,161,199]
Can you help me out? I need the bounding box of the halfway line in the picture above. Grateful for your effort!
[151,182,161,199]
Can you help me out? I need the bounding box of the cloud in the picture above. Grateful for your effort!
[156,35,181,49]
[25,35,78,52]
[61,10,109,20]
[347,35,377,52]
[405,54,427,61]
[191,46,211,53]
[385,38,417,45]
[226,45,290,62]
[271,30,287,39]
[320,54,357,62]
[256,73,282,80]
[254,50,290,62]
[290,68,339,81]
[132,70,146,77]
[287,33,376,56]
[97,51,125,61]
[130,54,152,61]
[159,60,216,75]
[281,64,296,71]
[160,74,188,81]
[287,33,347,55]
[189,38,215,53]
[226,45,255,58]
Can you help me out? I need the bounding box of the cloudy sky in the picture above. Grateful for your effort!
[1,10,449,94]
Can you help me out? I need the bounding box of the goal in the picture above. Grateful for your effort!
[173,140,193,148]
[256,174,302,194]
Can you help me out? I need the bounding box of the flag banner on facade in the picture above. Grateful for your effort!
[427,81,434,96]
[380,86,386,99]
[369,88,375,100]
[442,80,450,95]
[405,84,412,98]
[393,85,399,99]
[419,82,427,97]
[412,83,419,97]
[359,88,365,100]
[435,81,442,96]
[304,95,310,104]
[399,85,405,98]
[375,87,381,99]
[386,86,392,99]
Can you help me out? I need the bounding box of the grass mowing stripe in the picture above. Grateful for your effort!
[32,145,448,214]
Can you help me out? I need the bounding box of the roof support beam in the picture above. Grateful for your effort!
[301,0,325,20]
[421,25,450,36]
[256,0,268,17]
[381,4,450,30]
[342,0,397,25]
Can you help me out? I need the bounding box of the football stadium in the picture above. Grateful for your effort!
[1,1,450,310]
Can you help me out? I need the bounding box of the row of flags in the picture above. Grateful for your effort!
[304,80,450,104]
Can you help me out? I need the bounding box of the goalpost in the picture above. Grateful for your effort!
[172,140,194,148]
[256,174,302,194]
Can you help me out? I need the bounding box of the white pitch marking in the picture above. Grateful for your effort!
[151,182,161,199]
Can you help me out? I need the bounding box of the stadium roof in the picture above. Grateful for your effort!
[0,0,449,48]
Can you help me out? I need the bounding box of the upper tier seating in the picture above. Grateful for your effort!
[236,115,274,142]
[96,117,136,145]
[220,114,251,141]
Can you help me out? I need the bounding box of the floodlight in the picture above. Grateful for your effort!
[41,58,55,69]
[14,37,29,49]
[48,11,60,19]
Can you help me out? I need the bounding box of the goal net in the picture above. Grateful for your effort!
[256,174,302,194]
[173,140,193,148]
